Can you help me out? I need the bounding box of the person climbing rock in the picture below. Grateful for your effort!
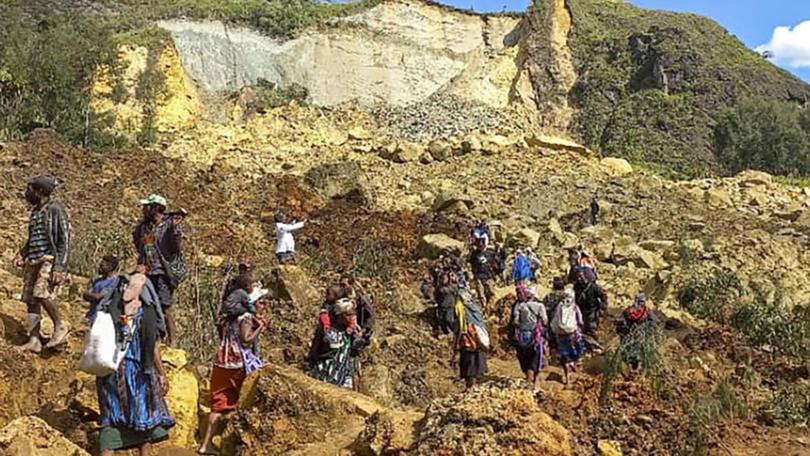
[468,240,495,313]
[14,174,70,353]
[450,289,489,391]
[201,272,268,455]
[133,194,185,347]
[574,268,608,339]
[550,289,584,385]
[96,273,174,456]
[308,298,361,389]
[274,211,306,264]
[511,284,547,392]
[83,255,120,325]
[590,194,600,226]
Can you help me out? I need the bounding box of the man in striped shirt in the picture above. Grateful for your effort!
[14,175,71,353]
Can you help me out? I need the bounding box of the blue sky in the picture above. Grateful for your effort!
[436,0,810,82]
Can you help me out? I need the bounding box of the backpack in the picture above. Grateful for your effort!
[551,304,578,335]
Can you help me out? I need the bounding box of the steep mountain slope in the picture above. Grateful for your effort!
[564,0,810,176]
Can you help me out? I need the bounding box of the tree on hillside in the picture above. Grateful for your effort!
[714,98,810,176]
[0,5,118,145]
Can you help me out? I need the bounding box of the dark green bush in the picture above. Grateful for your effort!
[676,270,744,321]
[769,382,810,426]
[714,98,810,176]
[600,322,669,405]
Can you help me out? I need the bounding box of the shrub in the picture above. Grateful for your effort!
[352,240,395,285]
[768,382,810,427]
[676,270,744,321]
[254,79,309,109]
[714,98,810,176]
[600,322,669,405]
[678,271,810,362]
[69,227,133,278]
[686,379,749,455]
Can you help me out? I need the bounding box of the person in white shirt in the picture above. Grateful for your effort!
[274,212,305,264]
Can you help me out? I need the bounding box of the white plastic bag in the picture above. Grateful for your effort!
[474,324,491,350]
[77,311,127,377]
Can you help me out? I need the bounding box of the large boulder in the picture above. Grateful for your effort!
[417,234,465,259]
[0,416,89,456]
[163,348,200,450]
[794,210,810,229]
[736,170,773,187]
[600,157,633,176]
[431,191,474,212]
[352,409,423,455]
[381,142,424,163]
[507,227,541,249]
[705,188,733,207]
[412,379,572,455]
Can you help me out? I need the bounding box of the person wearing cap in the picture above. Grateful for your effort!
[13,174,71,353]
[132,193,184,346]
[308,298,359,389]
[200,271,268,455]
[511,284,548,392]
[274,211,306,264]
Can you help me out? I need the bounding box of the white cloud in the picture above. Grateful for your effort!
[756,21,810,68]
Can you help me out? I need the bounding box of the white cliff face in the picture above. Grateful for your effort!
[159,0,532,108]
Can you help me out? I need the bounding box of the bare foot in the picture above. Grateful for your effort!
[197,444,220,455]
[44,324,69,348]
[16,338,42,354]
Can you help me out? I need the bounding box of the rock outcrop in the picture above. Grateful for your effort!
[0,417,89,456]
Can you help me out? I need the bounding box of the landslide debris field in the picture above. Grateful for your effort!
[0,0,809,455]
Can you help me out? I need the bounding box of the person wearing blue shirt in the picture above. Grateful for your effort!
[83,255,120,325]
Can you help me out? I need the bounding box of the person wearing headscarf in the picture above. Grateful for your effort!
[550,289,584,385]
[511,284,547,392]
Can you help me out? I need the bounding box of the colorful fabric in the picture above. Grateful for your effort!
[511,254,534,282]
[133,217,183,276]
[96,309,175,433]
[310,330,355,389]
[215,312,246,370]
[557,332,584,363]
[26,206,51,262]
[210,365,247,413]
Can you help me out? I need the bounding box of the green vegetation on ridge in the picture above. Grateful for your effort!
[567,0,810,178]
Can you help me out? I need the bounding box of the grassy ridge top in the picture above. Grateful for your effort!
[566,0,810,178]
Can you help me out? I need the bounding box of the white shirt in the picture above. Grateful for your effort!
[275,221,305,254]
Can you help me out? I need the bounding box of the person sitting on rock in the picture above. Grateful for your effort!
[511,284,547,393]
[468,239,495,313]
[83,255,120,325]
[451,289,489,391]
[200,273,268,455]
[274,211,306,265]
[308,298,361,389]
[550,289,584,385]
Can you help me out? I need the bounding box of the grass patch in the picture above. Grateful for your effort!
[768,382,810,427]
[351,239,395,285]
[69,227,134,277]
[686,379,749,454]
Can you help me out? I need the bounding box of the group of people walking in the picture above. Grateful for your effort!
[12,173,649,454]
